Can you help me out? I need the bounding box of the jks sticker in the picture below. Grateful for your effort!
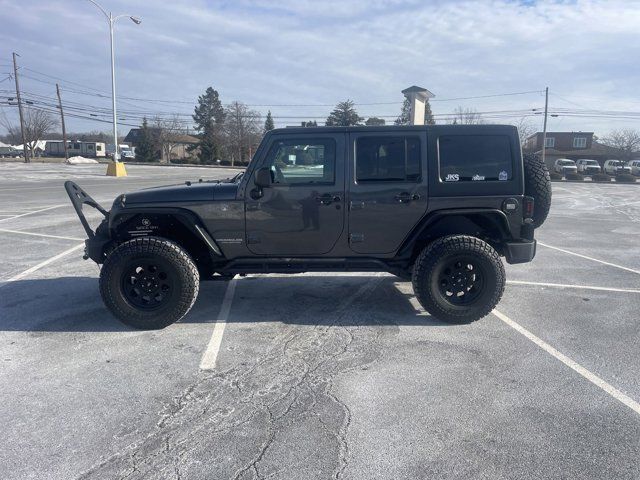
[445,173,459,182]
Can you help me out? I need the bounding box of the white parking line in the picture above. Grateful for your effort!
[199,278,239,371]
[0,243,84,286]
[507,280,640,294]
[0,228,85,241]
[538,242,640,275]
[0,204,65,223]
[493,309,640,416]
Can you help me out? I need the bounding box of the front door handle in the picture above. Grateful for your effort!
[394,192,420,203]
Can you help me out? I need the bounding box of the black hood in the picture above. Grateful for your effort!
[124,182,238,205]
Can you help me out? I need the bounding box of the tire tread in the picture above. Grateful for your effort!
[99,237,199,329]
[412,235,505,324]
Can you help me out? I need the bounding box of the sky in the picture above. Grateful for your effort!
[1,0,639,138]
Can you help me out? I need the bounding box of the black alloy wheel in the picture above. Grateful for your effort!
[121,259,175,310]
[436,257,485,306]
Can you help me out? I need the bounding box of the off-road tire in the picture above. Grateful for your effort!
[100,237,199,329]
[523,153,552,228]
[412,235,505,324]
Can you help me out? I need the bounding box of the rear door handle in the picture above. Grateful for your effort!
[394,192,420,203]
[316,194,341,205]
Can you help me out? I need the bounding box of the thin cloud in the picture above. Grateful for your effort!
[0,0,638,132]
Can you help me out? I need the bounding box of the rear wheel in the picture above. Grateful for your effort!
[99,237,199,329]
[412,235,505,324]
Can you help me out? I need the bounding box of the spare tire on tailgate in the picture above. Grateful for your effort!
[523,153,552,228]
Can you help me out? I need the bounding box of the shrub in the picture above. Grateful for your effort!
[592,173,612,183]
[615,174,637,184]
[549,172,563,181]
[565,173,583,181]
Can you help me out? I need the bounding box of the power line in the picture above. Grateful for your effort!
[17,67,546,107]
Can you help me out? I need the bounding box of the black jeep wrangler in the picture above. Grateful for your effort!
[66,125,551,329]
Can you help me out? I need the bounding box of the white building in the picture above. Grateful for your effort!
[45,140,107,158]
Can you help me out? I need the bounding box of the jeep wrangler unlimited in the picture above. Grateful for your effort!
[66,125,551,329]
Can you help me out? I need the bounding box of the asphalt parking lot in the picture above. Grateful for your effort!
[0,163,639,480]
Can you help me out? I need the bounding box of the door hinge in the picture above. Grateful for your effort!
[349,233,364,243]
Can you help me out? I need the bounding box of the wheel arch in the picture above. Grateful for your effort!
[397,209,511,265]
[108,207,223,276]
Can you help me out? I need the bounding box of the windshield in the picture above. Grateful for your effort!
[559,160,575,165]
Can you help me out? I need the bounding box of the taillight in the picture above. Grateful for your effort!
[523,196,535,222]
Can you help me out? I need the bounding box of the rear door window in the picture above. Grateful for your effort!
[438,135,513,182]
[356,136,421,182]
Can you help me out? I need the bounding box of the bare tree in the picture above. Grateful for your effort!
[514,117,536,148]
[153,115,188,163]
[601,129,640,161]
[0,107,58,160]
[0,109,23,145]
[224,101,262,166]
[452,106,484,125]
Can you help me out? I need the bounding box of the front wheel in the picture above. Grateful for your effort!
[412,235,505,324]
[99,237,200,329]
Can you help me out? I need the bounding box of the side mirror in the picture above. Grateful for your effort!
[255,167,272,187]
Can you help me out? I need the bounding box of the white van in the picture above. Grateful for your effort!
[603,159,631,175]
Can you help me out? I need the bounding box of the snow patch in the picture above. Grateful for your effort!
[66,156,99,165]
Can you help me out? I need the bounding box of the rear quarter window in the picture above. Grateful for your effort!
[438,135,513,182]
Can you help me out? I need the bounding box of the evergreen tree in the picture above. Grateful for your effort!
[365,117,386,126]
[325,100,363,126]
[134,117,156,162]
[395,98,436,125]
[395,98,411,125]
[192,87,225,164]
[264,110,275,132]
[424,100,436,125]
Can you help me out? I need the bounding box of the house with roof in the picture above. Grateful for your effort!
[11,140,48,157]
[124,128,199,162]
[523,131,623,169]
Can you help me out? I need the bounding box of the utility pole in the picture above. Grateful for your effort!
[12,52,29,163]
[85,0,141,176]
[56,83,69,160]
[541,86,549,168]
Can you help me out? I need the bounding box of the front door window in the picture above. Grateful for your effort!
[264,139,335,186]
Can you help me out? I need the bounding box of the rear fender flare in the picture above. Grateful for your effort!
[397,209,511,261]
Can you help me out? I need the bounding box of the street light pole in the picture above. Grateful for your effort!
[109,12,119,162]
[85,0,140,170]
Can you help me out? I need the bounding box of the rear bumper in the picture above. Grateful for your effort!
[504,239,536,264]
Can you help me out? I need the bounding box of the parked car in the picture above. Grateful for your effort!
[627,159,640,176]
[65,124,552,329]
[575,159,601,175]
[603,159,632,175]
[554,158,577,174]
[121,150,135,160]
